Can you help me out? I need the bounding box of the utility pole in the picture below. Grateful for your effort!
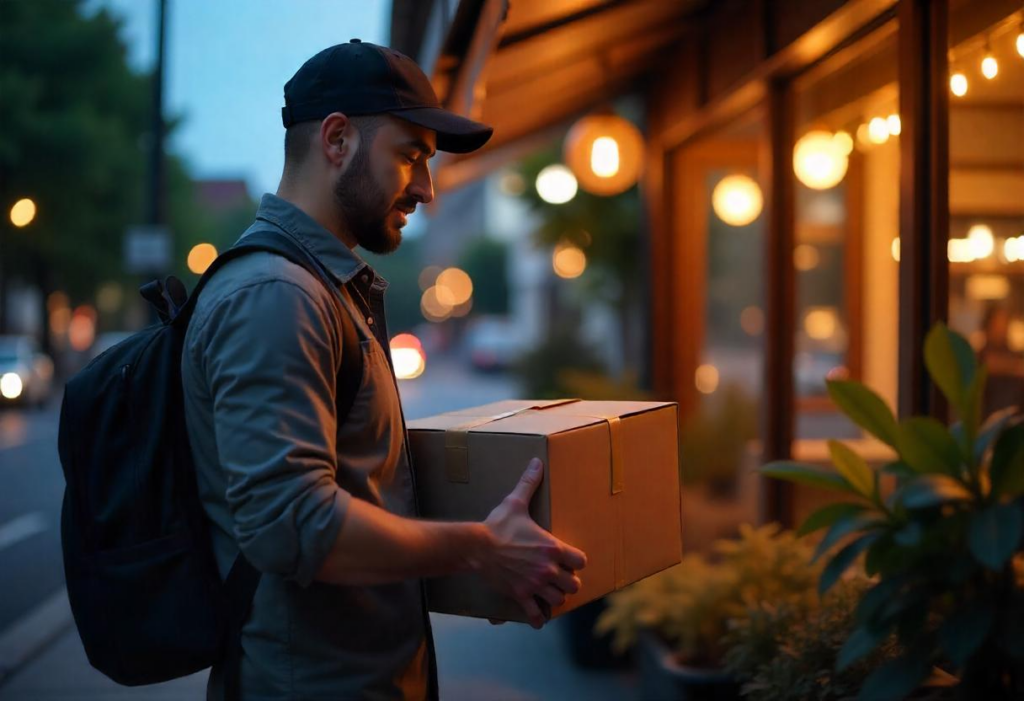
[128,0,171,327]
[148,0,168,231]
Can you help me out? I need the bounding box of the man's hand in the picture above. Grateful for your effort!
[474,458,587,629]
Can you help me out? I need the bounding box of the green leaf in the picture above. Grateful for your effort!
[760,461,855,493]
[827,440,875,497]
[857,649,932,701]
[924,323,977,418]
[990,423,1024,498]
[968,502,1023,570]
[798,502,867,537]
[880,458,921,480]
[838,623,889,671]
[814,512,880,562]
[826,380,901,449]
[939,602,993,668]
[857,576,908,624]
[895,474,972,509]
[974,406,1018,464]
[820,533,878,596]
[893,521,923,547]
[961,365,988,447]
[897,417,962,476]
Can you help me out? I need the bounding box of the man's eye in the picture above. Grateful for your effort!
[403,154,417,165]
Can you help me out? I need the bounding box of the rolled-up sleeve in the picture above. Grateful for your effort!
[191,277,350,587]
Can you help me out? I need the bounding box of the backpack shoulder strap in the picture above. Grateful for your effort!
[176,230,363,426]
[178,231,365,701]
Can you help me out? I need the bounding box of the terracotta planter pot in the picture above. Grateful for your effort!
[636,631,740,701]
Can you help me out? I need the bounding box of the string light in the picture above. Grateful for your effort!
[886,114,902,137]
[981,39,999,79]
[950,71,968,97]
[832,130,854,155]
[868,117,890,144]
[1017,24,1024,58]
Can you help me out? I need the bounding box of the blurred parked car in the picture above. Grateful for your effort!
[0,335,55,409]
[464,317,528,373]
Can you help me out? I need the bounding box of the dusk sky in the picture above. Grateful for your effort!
[86,0,391,198]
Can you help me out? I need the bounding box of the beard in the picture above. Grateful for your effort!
[332,145,403,255]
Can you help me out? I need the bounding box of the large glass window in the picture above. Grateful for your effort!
[790,23,901,441]
[947,2,1024,416]
[670,112,766,550]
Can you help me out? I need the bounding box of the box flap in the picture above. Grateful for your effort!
[407,399,678,436]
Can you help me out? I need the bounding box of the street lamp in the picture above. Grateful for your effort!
[10,198,36,228]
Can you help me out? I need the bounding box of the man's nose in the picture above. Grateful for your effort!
[408,164,434,205]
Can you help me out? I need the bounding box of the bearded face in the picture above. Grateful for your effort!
[327,115,433,255]
[331,139,403,255]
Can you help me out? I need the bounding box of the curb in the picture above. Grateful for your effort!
[0,588,74,685]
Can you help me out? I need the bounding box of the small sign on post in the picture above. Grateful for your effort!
[124,226,171,276]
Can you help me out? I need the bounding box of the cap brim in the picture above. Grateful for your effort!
[392,107,493,154]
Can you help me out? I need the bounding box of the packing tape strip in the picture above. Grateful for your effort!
[570,414,624,495]
[443,399,582,483]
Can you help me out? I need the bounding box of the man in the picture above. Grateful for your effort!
[181,40,587,700]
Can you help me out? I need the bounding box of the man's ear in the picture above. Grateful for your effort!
[320,113,356,169]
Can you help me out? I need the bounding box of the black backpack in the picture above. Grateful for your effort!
[57,230,363,696]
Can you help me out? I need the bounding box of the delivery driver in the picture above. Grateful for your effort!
[180,40,587,700]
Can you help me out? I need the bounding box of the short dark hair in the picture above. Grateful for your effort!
[283,114,388,172]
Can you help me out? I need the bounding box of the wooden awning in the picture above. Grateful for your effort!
[393,0,706,191]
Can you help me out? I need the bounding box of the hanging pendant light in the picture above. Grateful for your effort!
[563,112,644,196]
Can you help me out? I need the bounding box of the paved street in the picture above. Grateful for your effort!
[0,356,637,699]
[0,401,64,634]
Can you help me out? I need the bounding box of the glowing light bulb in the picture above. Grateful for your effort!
[982,54,998,80]
[967,224,995,259]
[552,243,586,279]
[187,243,218,274]
[832,131,854,156]
[868,117,890,144]
[886,114,901,136]
[9,198,36,227]
[535,164,578,204]
[793,131,849,190]
[1017,31,1024,58]
[950,72,968,97]
[590,136,620,178]
[711,175,763,226]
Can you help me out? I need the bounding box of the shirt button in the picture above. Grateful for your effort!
[362,274,370,283]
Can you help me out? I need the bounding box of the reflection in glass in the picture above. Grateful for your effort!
[791,23,900,440]
[948,4,1024,416]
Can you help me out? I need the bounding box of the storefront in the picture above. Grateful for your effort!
[392,0,1024,535]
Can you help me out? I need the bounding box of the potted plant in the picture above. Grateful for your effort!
[596,524,821,700]
[723,577,908,700]
[761,323,1024,700]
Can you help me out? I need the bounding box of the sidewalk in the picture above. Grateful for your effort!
[0,593,638,700]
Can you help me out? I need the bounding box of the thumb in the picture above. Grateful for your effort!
[508,458,543,505]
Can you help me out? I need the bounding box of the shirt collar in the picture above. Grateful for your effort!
[253,193,369,285]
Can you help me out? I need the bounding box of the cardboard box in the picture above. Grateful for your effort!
[407,399,682,623]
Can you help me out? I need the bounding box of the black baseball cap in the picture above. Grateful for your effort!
[282,39,493,154]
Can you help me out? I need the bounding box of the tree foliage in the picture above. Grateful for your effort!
[0,0,253,314]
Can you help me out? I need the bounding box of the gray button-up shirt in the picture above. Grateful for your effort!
[181,194,435,700]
